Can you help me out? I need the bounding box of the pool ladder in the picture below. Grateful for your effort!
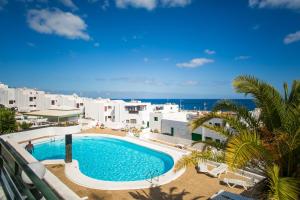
[146,170,159,183]
[50,136,58,142]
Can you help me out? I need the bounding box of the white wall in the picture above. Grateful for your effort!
[149,112,187,133]
[1,125,81,143]
[161,118,226,142]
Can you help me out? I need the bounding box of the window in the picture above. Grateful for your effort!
[80,103,83,106]
[214,123,221,127]
[108,116,111,119]
[216,139,221,143]
[154,117,158,121]
[130,119,137,124]
[76,103,80,108]
[34,97,36,100]
[29,97,34,101]
[205,137,212,141]
[9,100,14,104]
[126,120,129,123]
[105,116,107,122]
[51,100,55,105]
[104,106,107,111]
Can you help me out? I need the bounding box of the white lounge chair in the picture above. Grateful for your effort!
[223,178,255,190]
[197,163,227,178]
[175,143,186,149]
[207,163,228,178]
[197,162,208,173]
[210,190,253,200]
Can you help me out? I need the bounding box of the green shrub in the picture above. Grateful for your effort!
[0,108,17,134]
[19,122,32,130]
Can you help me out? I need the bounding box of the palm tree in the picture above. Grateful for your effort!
[175,75,300,200]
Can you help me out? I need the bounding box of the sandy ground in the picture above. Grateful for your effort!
[44,128,249,200]
[47,164,246,200]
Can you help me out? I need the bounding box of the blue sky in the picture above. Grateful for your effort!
[0,0,299,98]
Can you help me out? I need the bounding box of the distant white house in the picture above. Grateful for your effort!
[161,116,227,143]
[84,99,152,129]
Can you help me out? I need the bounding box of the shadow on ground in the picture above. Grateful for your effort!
[129,185,203,200]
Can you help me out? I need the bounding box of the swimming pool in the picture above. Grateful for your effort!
[33,136,174,182]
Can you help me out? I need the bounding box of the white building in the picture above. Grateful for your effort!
[159,112,226,143]
[0,83,85,113]
[0,83,16,109]
[84,99,152,129]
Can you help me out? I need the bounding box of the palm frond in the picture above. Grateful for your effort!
[201,124,232,138]
[174,151,204,172]
[233,75,286,132]
[213,100,259,130]
[189,112,220,131]
[190,112,247,136]
[287,80,300,109]
[174,150,224,172]
[267,165,300,200]
[192,138,226,150]
[225,131,271,169]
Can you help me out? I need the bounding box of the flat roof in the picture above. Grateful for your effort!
[24,109,81,118]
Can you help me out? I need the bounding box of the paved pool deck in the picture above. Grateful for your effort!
[45,128,253,200]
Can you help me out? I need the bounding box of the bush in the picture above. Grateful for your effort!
[19,122,32,130]
[0,108,17,134]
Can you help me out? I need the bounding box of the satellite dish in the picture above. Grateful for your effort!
[21,162,46,185]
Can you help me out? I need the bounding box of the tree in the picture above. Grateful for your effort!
[0,107,17,134]
[175,75,300,200]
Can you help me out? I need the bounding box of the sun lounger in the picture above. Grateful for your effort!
[175,143,186,149]
[197,163,227,178]
[210,190,253,200]
[223,178,255,190]
[197,162,208,173]
[207,163,228,178]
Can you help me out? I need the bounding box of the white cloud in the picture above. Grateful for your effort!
[59,0,78,10]
[235,55,251,60]
[0,0,7,10]
[177,58,214,68]
[115,0,157,10]
[27,9,90,40]
[161,0,191,7]
[284,30,300,44]
[204,49,216,55]
[249,0,300,9]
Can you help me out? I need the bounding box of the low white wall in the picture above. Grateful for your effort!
[1,125,81,143]
[143,132,205,150]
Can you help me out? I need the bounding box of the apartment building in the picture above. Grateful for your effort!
[84,99,152,129]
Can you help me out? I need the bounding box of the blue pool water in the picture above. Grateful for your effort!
[32,136,174,181]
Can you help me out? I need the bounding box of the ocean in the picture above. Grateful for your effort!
[123,99,256,111]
